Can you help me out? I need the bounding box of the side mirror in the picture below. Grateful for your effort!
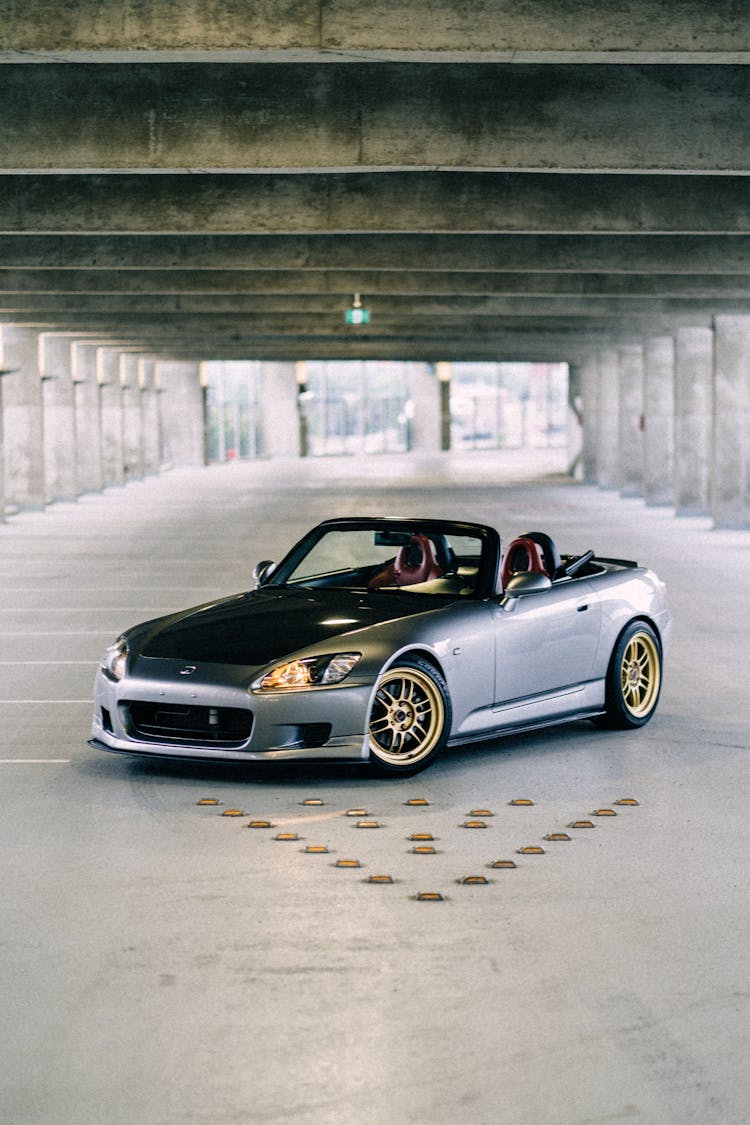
[501,571,552,603]
[253,560,276,588]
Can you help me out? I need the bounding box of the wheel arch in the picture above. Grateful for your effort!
[381,644,447,681]
[612,613,663,655]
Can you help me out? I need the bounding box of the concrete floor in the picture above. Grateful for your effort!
[1,450,747,1125]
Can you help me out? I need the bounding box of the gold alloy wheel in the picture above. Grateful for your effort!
[369,665,446,766]
[620,630,661,718]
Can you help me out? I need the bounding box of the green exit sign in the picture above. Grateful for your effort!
[345,306,370,325]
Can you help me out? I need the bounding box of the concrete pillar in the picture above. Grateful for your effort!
[596,348,620,489]
[120,354,143,481]
[566,362,583,480]
[257,362,301,458]
[643,336,675,507]
[156,360,205,466]
[39,334,77,502]
[674,326,713,517]
[712,315,750,529]
[410,362,443,452]
[98,349,125,487]
[0,326,45,509]
[138,359,161,475]
[72,342,104,494]
[0,366,4,519]
[618,345,644,497]
[579,354,598,484]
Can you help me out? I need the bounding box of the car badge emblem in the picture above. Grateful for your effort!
[179,665,197,676]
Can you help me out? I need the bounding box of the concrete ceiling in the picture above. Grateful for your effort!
[2,1,750,362]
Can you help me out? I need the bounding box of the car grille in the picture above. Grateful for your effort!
[122,701,253,748]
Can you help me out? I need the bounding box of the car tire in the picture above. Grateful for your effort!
[368,656,452,775]
[598,620,662,729]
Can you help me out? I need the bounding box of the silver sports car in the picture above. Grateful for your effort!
[90,517,671,775]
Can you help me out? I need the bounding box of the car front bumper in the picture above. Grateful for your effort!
[90,664,373,763]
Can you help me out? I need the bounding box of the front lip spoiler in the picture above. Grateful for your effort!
[88,737,367,764]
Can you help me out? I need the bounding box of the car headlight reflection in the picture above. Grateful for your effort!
[254,653,361,692]
[102,637,128,682]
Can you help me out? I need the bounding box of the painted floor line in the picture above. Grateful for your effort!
[0,607,179,613]
[0,759,71,764]
[1,631,115,636]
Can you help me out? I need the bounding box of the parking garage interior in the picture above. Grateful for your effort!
[1,5,749,1124]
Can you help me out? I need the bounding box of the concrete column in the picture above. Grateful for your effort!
[98,349,125,487]
[410,362,443,452]
[566,362,583,480]
[120,354,143,481]
[72,342,104,494]
[39,334,77,502]
[674,326,713,517]
[579,354,598,484]
[0,326,45,509]
[618,345,644,498]
[138,359,161,475]
[257,362,301,458]
[156,360,205,466]
[643,336,675,507]
[596,348,620,489]
[712,315,750,529]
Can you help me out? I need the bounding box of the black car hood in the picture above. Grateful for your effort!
[137,586,444,667]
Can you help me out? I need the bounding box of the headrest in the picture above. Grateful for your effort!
[500,536,547,589]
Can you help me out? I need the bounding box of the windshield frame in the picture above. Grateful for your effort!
[264,517,501,600]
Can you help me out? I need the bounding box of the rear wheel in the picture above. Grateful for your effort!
[599,621,662,729]
[368,657,451,775]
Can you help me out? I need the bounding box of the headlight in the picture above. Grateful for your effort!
[253,653,361,692]
[102,637,128,682]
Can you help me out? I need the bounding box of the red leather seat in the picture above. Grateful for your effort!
[369,533,444,588]
[500,536,547,589]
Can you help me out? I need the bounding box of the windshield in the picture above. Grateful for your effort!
[270,525,485,597]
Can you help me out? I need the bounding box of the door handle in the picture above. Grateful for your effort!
[576,603,589,612]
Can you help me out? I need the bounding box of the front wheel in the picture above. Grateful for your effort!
[368,657,451,775]
[598,621,662,729]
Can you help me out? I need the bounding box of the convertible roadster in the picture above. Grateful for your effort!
[90,517,670,775]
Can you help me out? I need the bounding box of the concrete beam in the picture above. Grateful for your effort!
[12,329,605,364]
[3,173,750,234]
[2,234,750,274]
[1,1,750,60]
[0,313,654,340]
[4,273,750,300]
[4,65,750,173]
[0,293,746,320]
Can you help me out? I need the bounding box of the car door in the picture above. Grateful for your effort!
[492,578,602,708]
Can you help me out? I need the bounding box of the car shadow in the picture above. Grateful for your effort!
[80,720,601,788]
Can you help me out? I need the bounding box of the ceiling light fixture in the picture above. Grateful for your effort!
[344,292,370,325]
